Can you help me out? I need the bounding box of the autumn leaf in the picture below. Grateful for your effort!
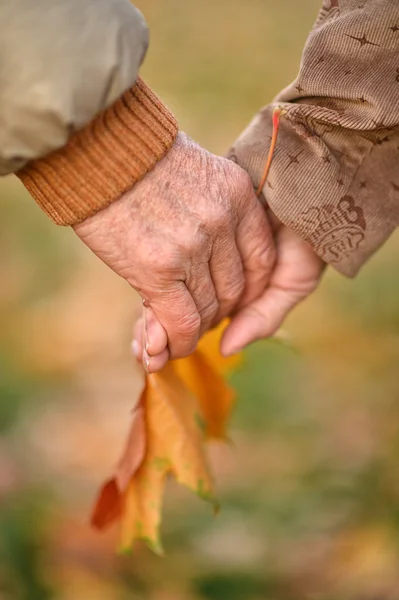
[197,319,242,375]
[91,321,240,554]
[118,363,218,554]
[174,349,235,439]
[91,400,146,529]
[173,321,240,439]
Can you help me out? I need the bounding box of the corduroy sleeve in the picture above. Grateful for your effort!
[229,0,399,276]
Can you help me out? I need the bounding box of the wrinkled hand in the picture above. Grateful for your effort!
[221,213,325,355]
[74,132,275,361]
[133,212,325,371]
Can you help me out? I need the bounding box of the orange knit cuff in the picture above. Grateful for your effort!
[17,78,179,226]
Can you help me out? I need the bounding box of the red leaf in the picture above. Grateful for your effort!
[91,399,146,529]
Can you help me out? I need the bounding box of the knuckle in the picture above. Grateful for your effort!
[186,230,210,257]
[218,158,239,187]
[149,247,185,277]
[231,165,254,198]
[219,279,245,307]
[163,253,182,272]
[240,171,256,197]
[200,298,219,323]
[252,241,276,272]
[175,311,201,338]
[209,206,231,232]
[223,166,255,219]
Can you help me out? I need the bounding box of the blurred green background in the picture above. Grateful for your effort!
[1,0,399,598]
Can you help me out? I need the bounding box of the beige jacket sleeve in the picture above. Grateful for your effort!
[229,0,399,276]
[1,0,178,225]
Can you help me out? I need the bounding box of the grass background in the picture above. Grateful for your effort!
[0,1,399,598]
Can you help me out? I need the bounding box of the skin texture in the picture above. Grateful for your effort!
[74,132,276,360]
[220,213,325,355]
[133,213,325,372]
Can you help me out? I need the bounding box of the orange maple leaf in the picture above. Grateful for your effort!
[91,322,239,553]
[91,400,146,529]
[174,350,235,439]
[119,363,219,554]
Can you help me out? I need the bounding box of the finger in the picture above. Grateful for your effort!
[234,192,276,310]
[144,307,168,357]
[148,282,201,359]
[133,309,170,372]
[220,285,301,356]
[132,317,143,361]
[186,263,219,336]
[143,347,170,373]
[132,315,170,372]
[209,234,245,326]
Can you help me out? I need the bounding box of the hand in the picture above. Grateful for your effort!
[74,132,276,361]
[220,213,325,355]
[132,213,325,371]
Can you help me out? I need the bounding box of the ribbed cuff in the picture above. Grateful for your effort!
[17,78,179,225]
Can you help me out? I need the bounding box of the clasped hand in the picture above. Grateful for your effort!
[74,132,324,371]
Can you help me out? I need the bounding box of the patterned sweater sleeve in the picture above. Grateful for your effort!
[229,0,399,276]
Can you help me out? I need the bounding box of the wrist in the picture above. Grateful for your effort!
[17,78,179,226]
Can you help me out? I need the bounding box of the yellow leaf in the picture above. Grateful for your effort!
[174,349,235,439]
[174,320,240,439]
[91,326,240,554]
[119,363,217,554]
[197,319,242,375]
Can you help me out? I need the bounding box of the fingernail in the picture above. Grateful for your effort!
[144,307,155,355]
[143,349,151,373]
[132,340,140,360]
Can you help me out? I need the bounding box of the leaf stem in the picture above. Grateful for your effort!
[256,106,285,199]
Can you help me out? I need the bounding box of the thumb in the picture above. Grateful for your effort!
[220,285,301,356]
[132,307,170,373]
